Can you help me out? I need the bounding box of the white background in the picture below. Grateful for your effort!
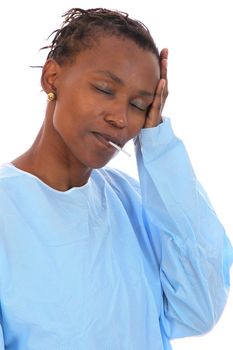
[0,1,232,349]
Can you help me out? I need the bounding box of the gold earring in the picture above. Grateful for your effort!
[47,92,56,101]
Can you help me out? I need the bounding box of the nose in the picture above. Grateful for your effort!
[103,105,128,129]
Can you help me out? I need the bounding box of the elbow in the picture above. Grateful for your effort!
[195,313,215,335]
[163,289,222,338]
[184,291,224,336]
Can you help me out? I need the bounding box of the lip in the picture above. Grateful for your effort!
[92,132,124,148]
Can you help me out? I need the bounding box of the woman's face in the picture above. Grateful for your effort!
[50,35,160,169]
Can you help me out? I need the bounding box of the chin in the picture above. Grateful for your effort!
[90,159,112,169]
[83,155,114,170]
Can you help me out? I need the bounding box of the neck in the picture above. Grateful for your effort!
[12,105,92,191]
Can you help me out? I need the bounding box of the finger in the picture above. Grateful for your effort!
[160,57,168,81]
[159,49,169,99]
[144,79,166,128]
[160,61,168,101]
[160,48,168,80]
[160,48,168,60]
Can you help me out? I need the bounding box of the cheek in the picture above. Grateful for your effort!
[52,102,78,143]
[127,114,146,138]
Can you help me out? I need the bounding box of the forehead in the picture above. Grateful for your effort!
[67,36,160,91]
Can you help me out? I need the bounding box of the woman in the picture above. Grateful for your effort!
[0,7,232,350]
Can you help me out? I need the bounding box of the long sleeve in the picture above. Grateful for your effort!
[135,117,233,339]
[0,315,4,350]
[0,205,4,350]
[0,326,4,350]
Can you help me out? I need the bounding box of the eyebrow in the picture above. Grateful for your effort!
[94,70,154,98]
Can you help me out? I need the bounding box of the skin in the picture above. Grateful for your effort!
[13,36,168,191]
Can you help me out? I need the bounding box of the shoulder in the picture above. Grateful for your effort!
[0,163,27,208]
[0,164,14,192]
[0,163,23,184]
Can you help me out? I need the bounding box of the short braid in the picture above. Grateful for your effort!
[41,8,159,64]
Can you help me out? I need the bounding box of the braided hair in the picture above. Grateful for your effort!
[41,8,159,65]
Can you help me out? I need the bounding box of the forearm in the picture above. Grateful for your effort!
[136,117,233,337]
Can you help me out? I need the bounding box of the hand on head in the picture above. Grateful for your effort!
[144,48,169,128]
[19,8,170,187]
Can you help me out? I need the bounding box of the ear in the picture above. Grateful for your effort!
[41,59,61,94]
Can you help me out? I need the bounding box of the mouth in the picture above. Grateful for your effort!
[92,132,123,149]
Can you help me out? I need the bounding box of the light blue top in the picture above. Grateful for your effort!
[0,118,232,350]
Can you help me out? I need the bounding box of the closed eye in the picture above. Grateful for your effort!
[94,86,113,95]
[130,102,150,112]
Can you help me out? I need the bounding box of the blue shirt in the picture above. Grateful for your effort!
[0,118,232,349]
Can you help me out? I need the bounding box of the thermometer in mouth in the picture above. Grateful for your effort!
[108,141,131,157]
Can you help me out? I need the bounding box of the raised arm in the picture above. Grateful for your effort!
[135,48,233,338]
